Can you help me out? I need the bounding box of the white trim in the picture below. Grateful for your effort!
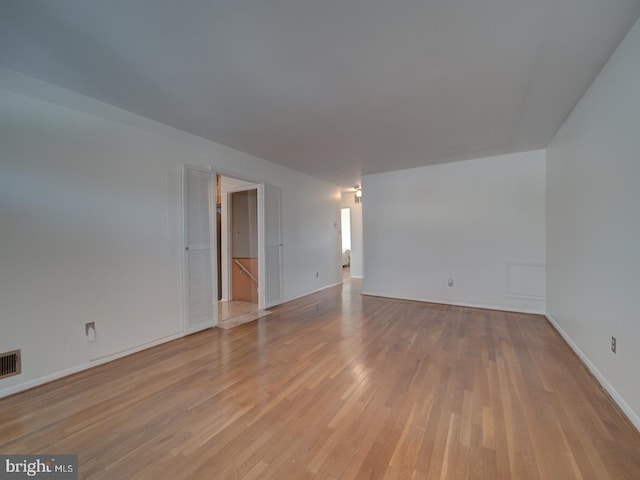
[0,331,186,399]
[184,321,217,335]
[225,184,260,306]
[210,165,264,188]
[257,184,266,309]
[360,291,545,315]
[350,275,364,279]
[545,314,640,432]
[217,173,271,308]
[283,282,342,304]
[224,184,260,194]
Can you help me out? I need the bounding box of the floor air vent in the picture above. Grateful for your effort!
[0,350,21,379]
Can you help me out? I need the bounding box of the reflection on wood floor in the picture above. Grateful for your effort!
[217,300,272,329]
[1,276,639,479]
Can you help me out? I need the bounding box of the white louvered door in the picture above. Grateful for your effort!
[184,167,217,332]
[262,184,283,308]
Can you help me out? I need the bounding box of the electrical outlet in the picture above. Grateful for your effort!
[85,322,96,342]
[448,278,454,287]
[611,336,617,354]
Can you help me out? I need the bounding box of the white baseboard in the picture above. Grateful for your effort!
[545,314,640,432]
[282,282,343,304]
[1,280,345,399]
[0,331,186,399]
[360,291,545,315]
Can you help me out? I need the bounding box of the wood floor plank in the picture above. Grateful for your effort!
[1,275,640,479]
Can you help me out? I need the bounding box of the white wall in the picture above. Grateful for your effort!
[546,18,640,429]
[340,192,363,278]
[362,150,546,313]
[0,70,341,397]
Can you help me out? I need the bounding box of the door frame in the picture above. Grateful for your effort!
[224,184,260,306]
[224,182,281,310]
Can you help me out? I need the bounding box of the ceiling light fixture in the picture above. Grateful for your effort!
[354,185,362,203]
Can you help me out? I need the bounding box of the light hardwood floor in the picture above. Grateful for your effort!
[217,300,272,330]
[1,277,639,479]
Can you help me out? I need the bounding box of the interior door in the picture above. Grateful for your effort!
[261,184,283,308]
[184,166,217,332]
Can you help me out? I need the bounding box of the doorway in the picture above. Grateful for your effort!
[230,188,259,304]
[341,207,351,271]
[217,176,258,326]
[183,166,283,332]
[218,176,256,300]
[216,175,282,327]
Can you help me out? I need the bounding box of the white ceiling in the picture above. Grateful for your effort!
[1,0,639,188]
